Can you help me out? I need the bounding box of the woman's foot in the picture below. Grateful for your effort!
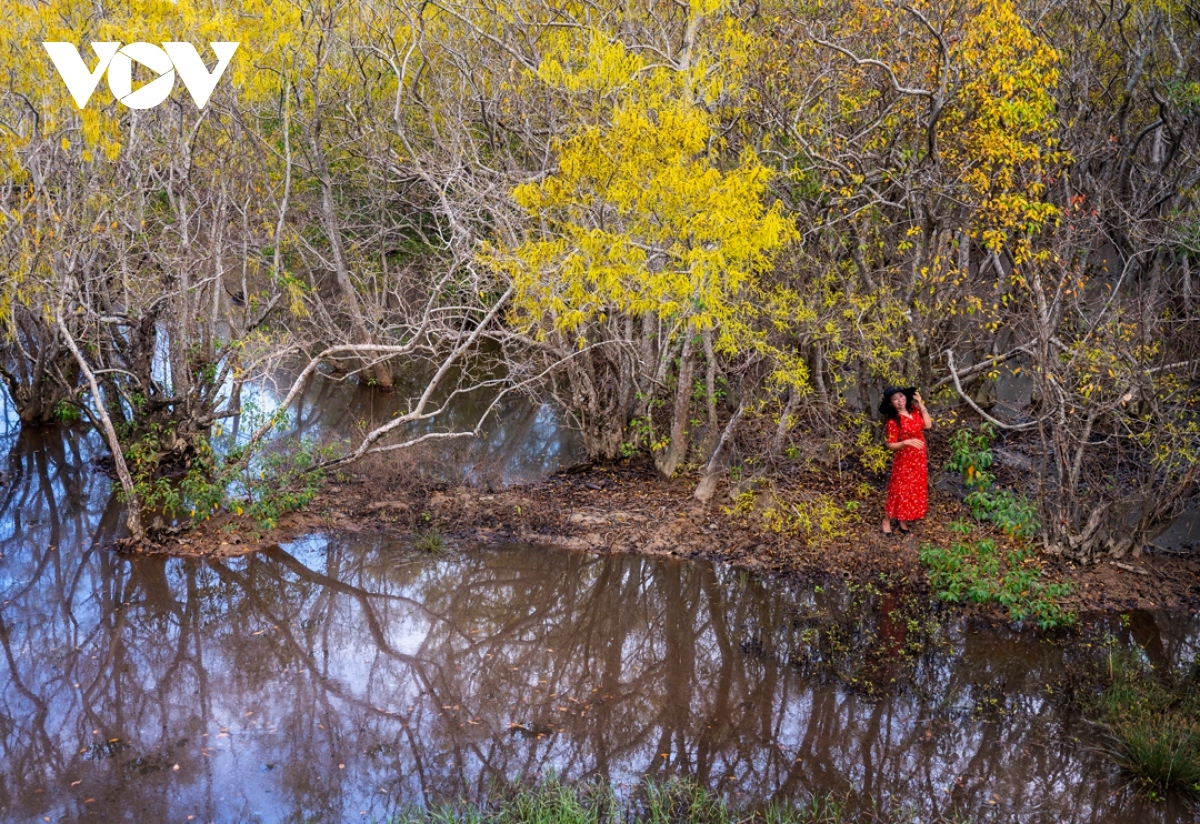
[898,521,911,534]
[882,517,893,535]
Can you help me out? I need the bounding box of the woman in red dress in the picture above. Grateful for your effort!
[879,386,932,534]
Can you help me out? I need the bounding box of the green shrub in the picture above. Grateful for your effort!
[919,523,1075,629]
[947,425,996,490]
[236,438,332,529]
[948,424,1040,539]
[1099,656,1200,801]
[54,399,83,423]
[128,426,334,531]
[932,427,1067,625]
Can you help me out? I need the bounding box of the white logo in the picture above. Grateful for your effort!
[42,42,240,109]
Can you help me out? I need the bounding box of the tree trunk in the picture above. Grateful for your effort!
[310,134,394,390]
[657,334,695,478]
[695,401,744,503]
[698,330,719,458]
[58,312,144,542]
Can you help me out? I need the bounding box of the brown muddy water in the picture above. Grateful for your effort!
[1,397,1199,823]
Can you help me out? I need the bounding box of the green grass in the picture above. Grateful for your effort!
[388,776,972,823]
[413,527,446,553]
[1097,656,1200,801]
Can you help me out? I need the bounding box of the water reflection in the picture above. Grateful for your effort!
[2,514,1198,822]
[0,424,124,555]
[220,368,584,489]
[1,391,1199,824]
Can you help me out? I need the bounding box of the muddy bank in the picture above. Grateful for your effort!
[147,450,1200,617]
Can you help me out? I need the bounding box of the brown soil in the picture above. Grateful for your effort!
[136,451,1200,618]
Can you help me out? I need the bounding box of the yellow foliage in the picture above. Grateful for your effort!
[944,0,1066,261]
[726,484,854,546]
[484,16,797,360]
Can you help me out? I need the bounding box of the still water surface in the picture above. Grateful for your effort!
[0,393,1198,824]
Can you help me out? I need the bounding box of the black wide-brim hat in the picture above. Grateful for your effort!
[879,386,917,417]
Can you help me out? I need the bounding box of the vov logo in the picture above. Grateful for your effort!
[42,42,240,109]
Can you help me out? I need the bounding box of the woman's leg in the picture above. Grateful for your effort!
[882,515,892,534]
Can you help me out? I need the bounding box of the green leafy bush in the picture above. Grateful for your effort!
[919,522,1075,629]
[54,399,83,423]
[236,438,333,529]
[947,424,996,489]
[948,424,1040,538]
[127,423,334,532]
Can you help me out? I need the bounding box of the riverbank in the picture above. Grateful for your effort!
[144,448,1200,618]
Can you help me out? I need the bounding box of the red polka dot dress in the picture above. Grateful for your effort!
[885,412,928,521]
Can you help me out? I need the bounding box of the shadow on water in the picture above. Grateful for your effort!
[2,390,1200,824]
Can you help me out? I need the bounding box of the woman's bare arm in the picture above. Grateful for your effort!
[914,391,933,429]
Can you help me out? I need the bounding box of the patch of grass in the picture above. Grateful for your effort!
[386,776,973,823]
[413,527,446,553]
[1097,654,1200,801]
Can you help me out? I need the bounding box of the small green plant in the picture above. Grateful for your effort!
[413,526,446,553]
[948,424,1040,538]
[948,423,996,489]
[1097,655,1200,801]
[691,374,727,408]
[620,405,668,458]
[964,487,1040,539]
[54,399,82,423]
[947,519,973,536]
[918,538,1075,629]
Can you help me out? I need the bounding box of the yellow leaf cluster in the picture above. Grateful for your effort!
[485,23,797,359]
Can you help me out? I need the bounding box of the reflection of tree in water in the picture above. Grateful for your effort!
[265,368,584,486]
[1,483,1196,823]
[212,361,582,489]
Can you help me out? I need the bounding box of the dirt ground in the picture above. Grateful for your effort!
[145,449,1200,618]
